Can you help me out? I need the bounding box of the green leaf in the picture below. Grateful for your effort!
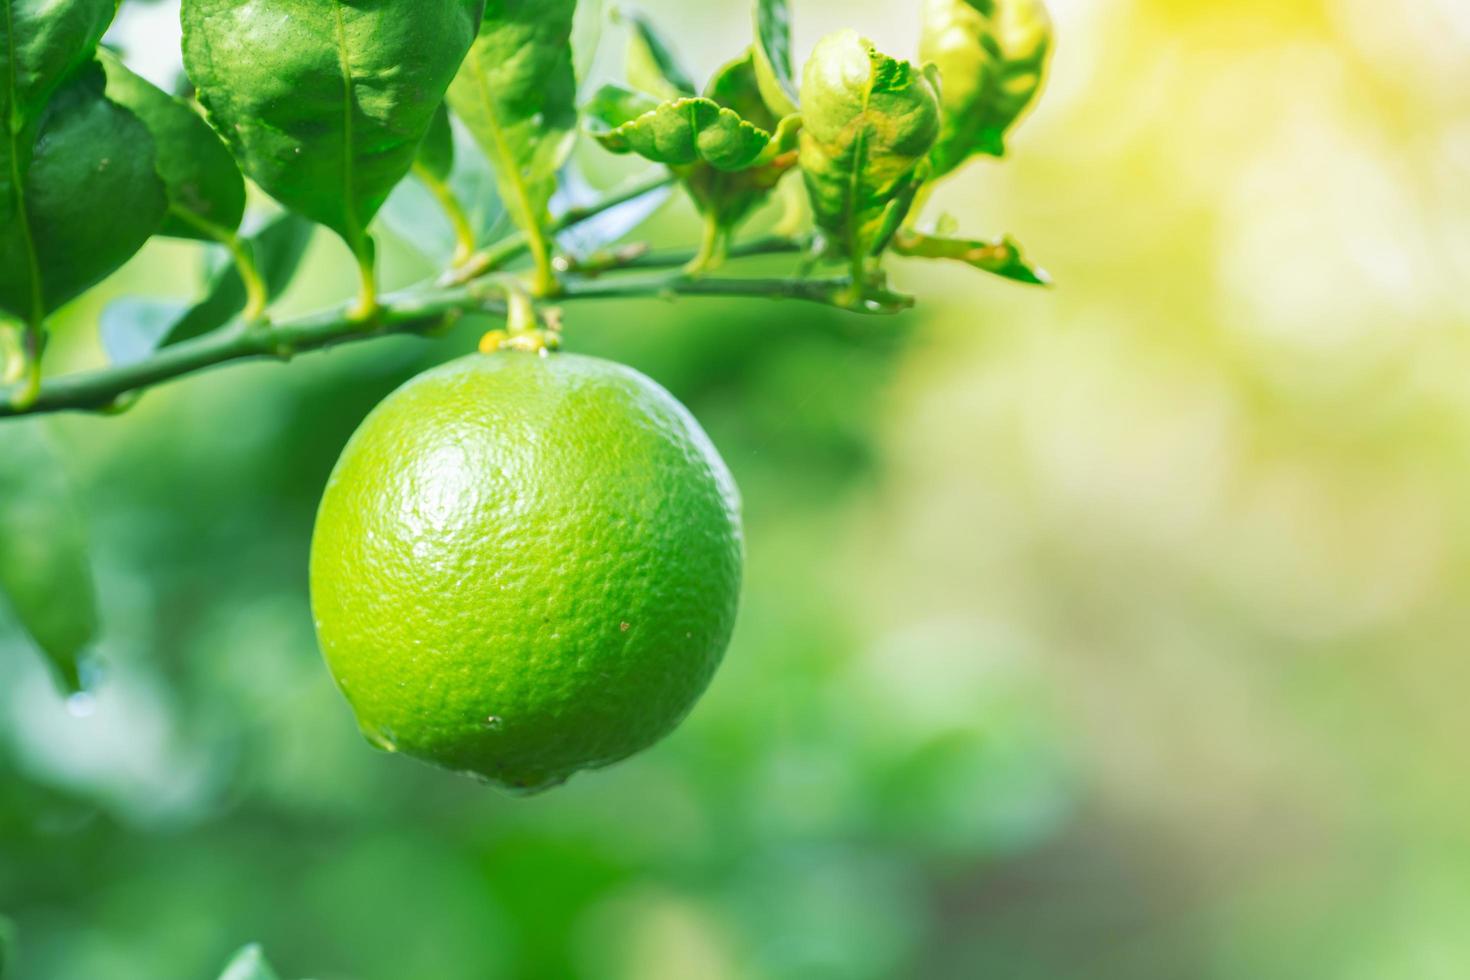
[0,0,122,324]
[101,214,315,365]
[921,0,1052,176]
[448,0,578,290]
[0,62,167,321]
[893,229,1050,284]
[181,0,484,260]
[753,0,798,117]
[798,31,940,263]
[217,944,281,980]
[417,103,456,184]
[0,0,115,148]
[0,421,99,693]
[95,48,245,241]
[591,96,774,172]
[615,6,696,100]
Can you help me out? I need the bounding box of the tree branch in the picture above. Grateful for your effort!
[558,234,806,275]
[0,270,900,419]
[1,286,498,417]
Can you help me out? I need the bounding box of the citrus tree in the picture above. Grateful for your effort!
[3,0,1051,761]
[2,0,1052,972]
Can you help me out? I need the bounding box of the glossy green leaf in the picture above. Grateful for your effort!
[0,0,120,324]
[217,944,281,980]
[417,103,456,183]
[0,0,114,141]
[448,0,578,268]
[798,31,940,262]
[96,49,245,241]
[617,7,695,100]
[591,96,773,172]
[182,0,484,259]
[0,421,99,693]
[101,214,315,365]
[921,0,1052,175]
[753,0,798,117]
[0,62,167,321]
[893,229,1050,284]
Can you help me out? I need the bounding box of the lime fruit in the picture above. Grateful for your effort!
[309,350,743,792]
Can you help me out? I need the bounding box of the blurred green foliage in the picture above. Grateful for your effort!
[5,0,1470,978]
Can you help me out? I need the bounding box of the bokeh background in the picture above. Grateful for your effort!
[5,0,1470,976]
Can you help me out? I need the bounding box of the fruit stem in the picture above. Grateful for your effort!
[524,223,559,299]
[502,279,539,336]
[477,278,561,354]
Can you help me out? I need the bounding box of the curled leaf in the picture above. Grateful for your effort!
[587,52,800,271]
[893,229,1050,284]
[96,49,246,241]
[753,0,798,117]
[182,0,484,260]
[591,96,773,172]
[0,422,99,693]
[798,31,940,264]
[921,0,1052,175]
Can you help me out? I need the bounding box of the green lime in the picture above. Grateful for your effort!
[309,350,743,793]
